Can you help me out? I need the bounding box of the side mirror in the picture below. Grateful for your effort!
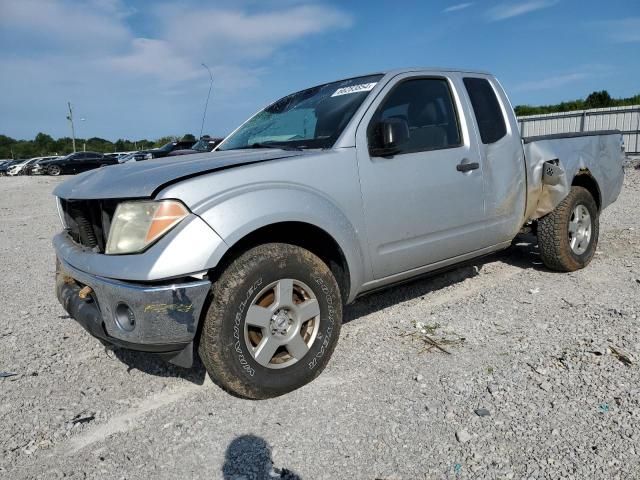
[369,118,409,157]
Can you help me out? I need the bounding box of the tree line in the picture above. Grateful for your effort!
[514,90,640,116]
[0,133,197,160]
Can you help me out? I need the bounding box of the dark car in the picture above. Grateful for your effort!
[131,140,197,161]
[168,136,224,156]
[38,152,119,176]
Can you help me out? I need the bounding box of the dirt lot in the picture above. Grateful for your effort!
[1,164,639,479]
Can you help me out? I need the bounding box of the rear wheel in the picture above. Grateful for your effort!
[48,165,62,176]
[198,243,342,399]
[537,186,599,271]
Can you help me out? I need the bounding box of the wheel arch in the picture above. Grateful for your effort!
[208,221,352,303]
[572,170,602,211]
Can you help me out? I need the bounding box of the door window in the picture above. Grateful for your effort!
[463,77,507,144]
[368,78,462,154]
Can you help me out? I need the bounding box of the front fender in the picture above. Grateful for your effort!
[163,181,366,303]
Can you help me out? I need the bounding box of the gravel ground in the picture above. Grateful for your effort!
[1,163,639,479]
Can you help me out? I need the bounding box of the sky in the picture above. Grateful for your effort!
[0,0,638,141]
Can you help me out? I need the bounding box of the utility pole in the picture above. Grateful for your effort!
[200,63,213,138]
[66,102,76,153]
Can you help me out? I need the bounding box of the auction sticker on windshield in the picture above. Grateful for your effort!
[331,83,377,97]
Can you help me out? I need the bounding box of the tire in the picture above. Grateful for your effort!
[537,186,599,272]
[199,243,343,399]
[48,165,62,176]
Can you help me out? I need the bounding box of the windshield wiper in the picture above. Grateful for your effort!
[249,142,304,151]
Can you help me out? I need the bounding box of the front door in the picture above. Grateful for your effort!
[71,153,91,173]
[356,74,488,279]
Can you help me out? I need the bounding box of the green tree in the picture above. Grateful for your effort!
[114,139,131,152]
[585,90,613,109]
[85,137,114,153]
[182,133,196,141]
[34,132,55,154]
[0,135,16,158]
[53,137,75,155]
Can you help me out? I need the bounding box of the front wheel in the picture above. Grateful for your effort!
[537,186,599,271]
[198,243,342,399]
[48,165,62,176]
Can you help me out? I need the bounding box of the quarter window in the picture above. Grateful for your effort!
[463,77,507,144]
[369,78,462,155]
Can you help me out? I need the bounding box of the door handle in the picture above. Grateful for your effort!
[456,161,479,172]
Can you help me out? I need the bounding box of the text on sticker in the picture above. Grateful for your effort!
[331,83,377,97]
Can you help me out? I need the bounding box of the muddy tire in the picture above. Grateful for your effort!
[537,186,599,272]
[198,243,342,399]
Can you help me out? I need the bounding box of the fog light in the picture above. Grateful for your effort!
[114,303,136,332]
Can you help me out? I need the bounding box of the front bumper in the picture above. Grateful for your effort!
[56,258,211,367]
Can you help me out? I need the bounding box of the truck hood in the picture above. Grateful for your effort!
[53,149,303,200]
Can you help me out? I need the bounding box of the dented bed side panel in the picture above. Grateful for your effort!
[523,133,625,220]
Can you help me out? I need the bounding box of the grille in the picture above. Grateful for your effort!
[59,199,119,253]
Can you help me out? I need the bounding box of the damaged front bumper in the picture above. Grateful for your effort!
[55,258,210,367]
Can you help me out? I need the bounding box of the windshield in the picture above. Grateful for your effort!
[157,142,177,152]
[191,139,210,152]
[119,153,137,163]
[218,74,383,151]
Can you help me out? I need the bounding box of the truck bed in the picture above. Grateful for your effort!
[521,130,625,221]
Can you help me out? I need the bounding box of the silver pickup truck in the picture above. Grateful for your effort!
[53,68,624,398]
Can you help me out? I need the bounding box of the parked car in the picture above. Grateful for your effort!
[100,152,134,162]
[0,160,22,176]
[53,68,624,399]
[132,140,197,161]
[168,136,224,156]
[25,156,61,175]
[6,157,43,176]
[38,152,118,175]
[117,151,148,163]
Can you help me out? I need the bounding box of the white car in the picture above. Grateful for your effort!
[7,157,41,176]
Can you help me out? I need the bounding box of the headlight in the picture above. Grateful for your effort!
[55,197,67,229]
[105,200,189,254]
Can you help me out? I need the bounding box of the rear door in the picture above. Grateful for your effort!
[85,153,103,169]
[461,76,526,245]
[356,72,488,279]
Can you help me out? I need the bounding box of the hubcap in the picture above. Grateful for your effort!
[568,204,592,255]
[244,278,320,369]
